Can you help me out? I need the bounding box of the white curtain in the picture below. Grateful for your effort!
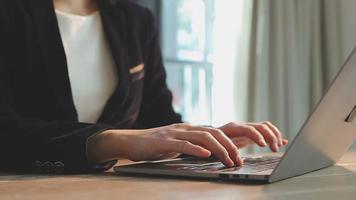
[212,0,253,126]
[212,0,356,151]
[248,0,342,139]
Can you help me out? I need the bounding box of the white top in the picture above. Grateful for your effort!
[55,10,118,123]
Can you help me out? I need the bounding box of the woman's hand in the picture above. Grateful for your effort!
[87,122,288,168]
[88,124,243,167]
[218,122,288,151]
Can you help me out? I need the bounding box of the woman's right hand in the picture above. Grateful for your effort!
[87,123,243,167]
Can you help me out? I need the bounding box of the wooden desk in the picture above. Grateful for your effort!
[1,152,356,200]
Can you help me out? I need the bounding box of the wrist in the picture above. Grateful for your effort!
[86,129,119,164]
[87,129,139,164]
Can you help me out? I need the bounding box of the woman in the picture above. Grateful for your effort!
[0,0,288,173]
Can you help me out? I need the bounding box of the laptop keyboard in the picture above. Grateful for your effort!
[176,156,281,173]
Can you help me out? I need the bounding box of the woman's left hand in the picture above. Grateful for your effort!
[218,121,289,152]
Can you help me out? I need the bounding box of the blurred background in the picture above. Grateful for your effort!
[134,0,356,152]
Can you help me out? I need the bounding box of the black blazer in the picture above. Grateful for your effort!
[0,0,182,173]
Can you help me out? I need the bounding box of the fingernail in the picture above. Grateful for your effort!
[202,149,212,156]
[236,156,240,166]
[274,143,280,152]
[279,140,283,146]
[237,156,244,166]
[260,139,267,147]
[226,158,234,167]
[283,139,289,145]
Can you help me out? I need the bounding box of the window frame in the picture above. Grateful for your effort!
[160,0,215,124]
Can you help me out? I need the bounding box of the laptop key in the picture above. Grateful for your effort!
[195,156,281,173]
[174,156,281,173]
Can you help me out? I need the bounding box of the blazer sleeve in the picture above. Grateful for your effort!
[0,17,114,174]
[136,8,183,128]
[0,80,115,173]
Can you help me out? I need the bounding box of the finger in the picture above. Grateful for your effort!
[223,124,268,147]
[282,139,289,145]
[231,137,255,148]
[249,124,279,152]
[190,127,243,166]
[155,152,182,160]
[163,139,211,158]
[170,123,194,130]
[173,130,236,167]
[263,121,283,146]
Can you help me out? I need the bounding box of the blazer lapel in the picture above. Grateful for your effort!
[29,0,133,125]
[96,0,132,125]
[29,0,77,120]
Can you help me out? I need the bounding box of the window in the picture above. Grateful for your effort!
[161,0,215,124]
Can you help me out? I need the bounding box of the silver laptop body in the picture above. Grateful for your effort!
[115,47,356,183]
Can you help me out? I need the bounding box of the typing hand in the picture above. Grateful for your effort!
[218,121,288,151]
[87,122,288,168]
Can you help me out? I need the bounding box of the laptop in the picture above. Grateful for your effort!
[114,47,356,183]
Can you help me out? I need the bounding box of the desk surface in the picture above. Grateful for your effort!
[1,152,356,200]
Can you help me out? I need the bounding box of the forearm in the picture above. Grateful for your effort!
[86,129,148,164]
